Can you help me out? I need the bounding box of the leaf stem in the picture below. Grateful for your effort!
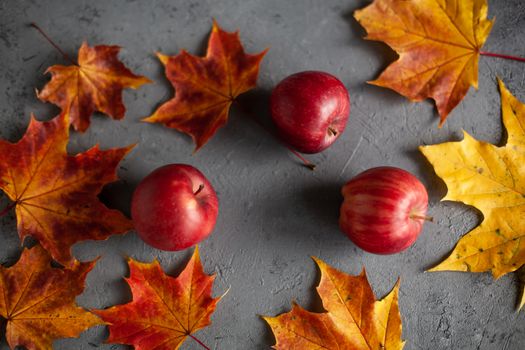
[29,22,78,66]
[480,51,525,63]
[233,101,316,171]
[188,334,211,350]
[0,202,16,218]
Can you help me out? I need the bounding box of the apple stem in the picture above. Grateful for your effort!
[194,184,205,196]
[233,101,316,171]
[410,214,434,222]
[30,22,78,66]
[188,334,211,350]
[480,51,525,63]
[328,127,338,136]
[0,201,16,218]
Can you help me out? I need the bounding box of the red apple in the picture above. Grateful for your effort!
[131,164,218,251]
[270,71,350,154]
[339,167,430,254]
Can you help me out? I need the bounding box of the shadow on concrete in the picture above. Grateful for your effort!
[342,1,399,78]
[299,181,344,235]
[405,148,448,203]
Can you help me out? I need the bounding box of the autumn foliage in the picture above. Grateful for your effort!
[355,0,493,125]
[0,110,134,265]
[264,258,404,350]
[37,41,151,132]
[0,245,101,350]
[145,21,267,150]
[421,80,525,302]
[0,1,522,347]
[95,247,222,349]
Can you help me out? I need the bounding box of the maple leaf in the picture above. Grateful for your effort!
[94,246,223,350]
[144,20,267,151]
[37,41,151,132]
[354,0,494,125]
[0,244,101,350]
[263,258,404,350]
[0,110,134,265]
[420,80,525,290]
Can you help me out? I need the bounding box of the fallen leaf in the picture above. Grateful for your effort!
[420,79,525,281]
[0,110,134,265]
[144,20,267,150]
[37,41,151,132]
[263,258,404,349]
[355,0,493,125]
[0,244,101,350]
[94,246,223,350]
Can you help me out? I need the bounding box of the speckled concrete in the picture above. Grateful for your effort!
[1,1,525,349]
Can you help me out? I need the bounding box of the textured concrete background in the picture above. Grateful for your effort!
[1,0,525,349]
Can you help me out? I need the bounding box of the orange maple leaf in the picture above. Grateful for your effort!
[355,0,493,125]
[94,247,223,350]
[144,20,268,150]
[37,41,151,132]
[264,258,405,350]
[0,244,102,350]
[0,110,134,265]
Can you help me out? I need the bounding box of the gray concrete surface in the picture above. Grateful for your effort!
[1,0,525,349]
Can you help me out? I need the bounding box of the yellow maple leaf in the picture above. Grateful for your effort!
[263,258,404,349]
[355,0,493,125]
[420,79,525,302]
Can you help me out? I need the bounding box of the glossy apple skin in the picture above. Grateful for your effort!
[131,164,218,251]
[270,71,350,154]
[339,167,428,254]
